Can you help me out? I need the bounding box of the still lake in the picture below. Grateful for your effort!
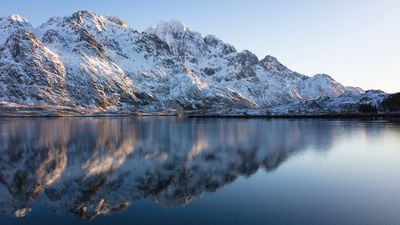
[0,117,399,225]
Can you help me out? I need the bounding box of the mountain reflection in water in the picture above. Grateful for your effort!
[0,118,391,219]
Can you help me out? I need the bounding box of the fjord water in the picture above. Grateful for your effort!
[0,118,399,225]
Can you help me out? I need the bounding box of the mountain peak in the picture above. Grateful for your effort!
[260,55,290,74]
[71,10,96,20]
[7,14,28,23]
[0,14,29,26]
[0,14,32,45]
[312,73,334,81]
[154,20,188,34]
[146,20,190,38]
[261,55,281,65]
[69,10,128,28]
[41,10,128,32]
[145,20,194,53]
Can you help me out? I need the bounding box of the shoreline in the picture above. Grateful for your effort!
[0,110,399,120]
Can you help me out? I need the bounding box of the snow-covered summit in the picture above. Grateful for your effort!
[6,14,28,23]
[41,10,129,32]
[149,20,189,35]
[0,14,30,30]
[260,55,292,75]
[0,14,32,45]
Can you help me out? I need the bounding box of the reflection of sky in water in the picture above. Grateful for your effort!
[0,118,399,225]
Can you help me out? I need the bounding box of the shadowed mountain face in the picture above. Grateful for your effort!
[0,118,384,219]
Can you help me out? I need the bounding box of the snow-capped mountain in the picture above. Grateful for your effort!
[0,11,391,115]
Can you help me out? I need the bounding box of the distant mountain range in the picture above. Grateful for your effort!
[0,11,397,116]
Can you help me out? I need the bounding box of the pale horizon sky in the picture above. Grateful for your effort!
[1,0,399,93]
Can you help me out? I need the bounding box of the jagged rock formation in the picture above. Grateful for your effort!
[0,11,391,115]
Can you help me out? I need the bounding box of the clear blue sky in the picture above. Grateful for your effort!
[1,0,399,92]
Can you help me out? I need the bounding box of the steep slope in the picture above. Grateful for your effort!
[0,16,69,104]
[39,11,151,109]
[0,11,391,115]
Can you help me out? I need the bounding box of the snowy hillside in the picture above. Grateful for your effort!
[0,11,392,115]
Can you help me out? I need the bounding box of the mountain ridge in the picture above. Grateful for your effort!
[0,11,394,116]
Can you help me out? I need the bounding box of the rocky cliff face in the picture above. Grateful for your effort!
[0,11,390,114]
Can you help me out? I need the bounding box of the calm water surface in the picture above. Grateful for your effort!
[0,118,399,225]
